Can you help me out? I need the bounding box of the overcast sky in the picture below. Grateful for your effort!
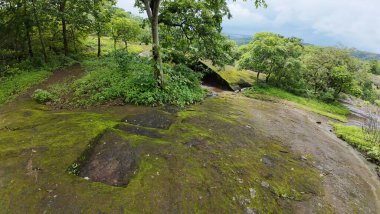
[117,0,380,53]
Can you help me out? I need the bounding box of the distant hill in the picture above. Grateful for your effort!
[351,50,380,61]
[227,34,251,46]
[227,33,380,61]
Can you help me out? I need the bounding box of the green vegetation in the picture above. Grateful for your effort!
[244,85,349,122]
[35,52,206,107]
[0,56,78,106]
[332,123,380,172]
[202,61,262,88]
[0,91,324,213]
[0,69,49,105]
[238,33,379,104]
[239,32,303,87]
[32,89,55,103]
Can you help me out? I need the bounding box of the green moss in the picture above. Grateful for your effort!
[244,86,349,122]
[0,93,324,213]
[202,60,264,88]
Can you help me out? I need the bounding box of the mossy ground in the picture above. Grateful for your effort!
[243,86,349,122]
[0,93,324,213]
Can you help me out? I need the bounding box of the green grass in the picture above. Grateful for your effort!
[243,85,349,122]
[84,35,151,56]
[332,123,380,168]
[0,69,50,105]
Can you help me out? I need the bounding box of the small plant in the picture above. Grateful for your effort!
[32,89,54,104]
[362,106,380,146]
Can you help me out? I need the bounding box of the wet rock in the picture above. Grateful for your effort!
[123,110,174,129]
[184,138,205,148]
[116,124,162,138]
[23,111,33,117]
[262,155,276,167]
[79,131,138,187]
[160,105,181,114]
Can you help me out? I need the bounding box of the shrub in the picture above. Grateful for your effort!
[67,52,206,107]
[32,89,55,103]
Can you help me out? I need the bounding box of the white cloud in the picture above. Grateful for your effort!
[116,0,380,53]
[116,1,143,16]
[223,0,380,53]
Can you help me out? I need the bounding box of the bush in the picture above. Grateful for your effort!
[65,52,206,107]
[32,89,55,103]
[332,123,380,165]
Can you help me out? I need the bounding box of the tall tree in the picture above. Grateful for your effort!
[59,0,68,56]
[91,0,115,57]
[31,0,48,62]
[111,17,141,51]
[135,0,266,87]
[23,0,33,58]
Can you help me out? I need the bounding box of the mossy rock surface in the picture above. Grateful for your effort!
[200,60,262,90]
[0,94,327,213]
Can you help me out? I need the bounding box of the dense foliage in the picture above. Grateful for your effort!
[0,0,146,65]
[239,32,379,103]
[33,52,206,107]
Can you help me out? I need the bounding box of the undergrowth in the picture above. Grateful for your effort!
[0,55,77,106]
[243,85,349,122]
[332,123,380,174]
[38,51,206,107]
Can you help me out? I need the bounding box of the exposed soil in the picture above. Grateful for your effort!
[15,63,85,102]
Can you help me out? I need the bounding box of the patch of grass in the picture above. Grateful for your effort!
[243,85,349,122]
[84,35,151,55]
[0,69,50,105]
[332,123,380,171]
[0,55,78,106]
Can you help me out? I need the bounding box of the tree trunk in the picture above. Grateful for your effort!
[60,0,68,56]
[25,25,33,59]
[143,0,164,87]
[71,27,78,53]
[24,1,33,59]
[32,0,47,62]
[151,8,163,87]
[266,72,271,83]
[97,32,101,57]
[124,40,128,50]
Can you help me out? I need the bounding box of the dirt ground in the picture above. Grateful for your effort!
[0,65,380,213]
